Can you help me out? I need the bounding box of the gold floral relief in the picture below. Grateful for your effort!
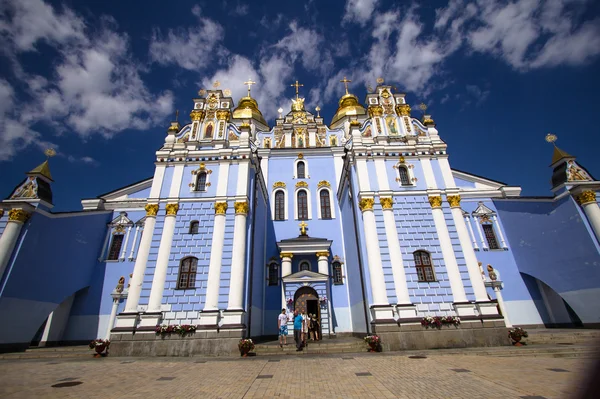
[214,202,228,215]
[273,181,286,189]
[447,195,461,208]
[295,181,308,188]
[380,197,393,209]
[8,209,31,223]
[145,204,159,217]
[576,190,597,205]
[315,251,330,258]
[317,180,331,188]
[165,203,179,216]
[368,105,384,118]
[395,104,411,117]
[358,198,374,212]
[234,201,249,215]
[428,196,442,209]
[190,110,205,122]
[280,252,294,259]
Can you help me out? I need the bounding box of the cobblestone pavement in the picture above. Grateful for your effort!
[0,352,595,399]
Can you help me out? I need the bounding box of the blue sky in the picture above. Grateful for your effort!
[1,0,599,211]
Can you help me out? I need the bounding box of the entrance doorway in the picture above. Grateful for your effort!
[294,286,321,339]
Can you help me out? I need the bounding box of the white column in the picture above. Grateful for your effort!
[128,225,140,260]
[317,252,329,275]
[39,311,54,347]
[123,205,158,314]
[473,216,488,250]
[428,195,470,310]
[99,228,111,260]
[576,191,600,243]
[227,202,248,311]
[492,215,508,249]
[447,195,490,304]
[146,203,179,314]
[120,226,131,261]
[0,209,30,280]
[379,198,412,306]
[203,202,228,312]
[358,198,388,306]
[355,159,371,192]
[493,285,512,327]
[420,158,438,189]
[373,158,390,191]
[281,254,292,277]
[106,298,120,340]
[465,215,479,250]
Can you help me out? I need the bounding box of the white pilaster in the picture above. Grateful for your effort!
[122,205,158,315]
[106,298,120,340]
[201,202,228,317]
[144,204,179,320]
[492,215,508,249]
[358,198,388,306]
[216,161,230,197]
[465,215,479,250]
[149,165,166,199]
[0,209,30,281]
[355,159,371,192]
[428,195,472,315]
[227,202,248,311]
[128,225,140,260]
[493,284,512,327]
[168,164,185,198]
[420,157,438,189]
[373,158,390,191]
[380,198,412,306]
[474,216,488,250]
[120,226,131,261]
[447,195,491,305]
[281,254,292,277]
[437,157,456,188]
[317,252,329,275]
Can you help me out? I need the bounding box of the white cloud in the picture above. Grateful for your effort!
[342,0,379,27]
[274,22,333,75]
[67,155,99,166]
[465,84,490,106]
[232,3,249,16]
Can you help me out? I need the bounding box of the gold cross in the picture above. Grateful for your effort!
[213,80,220,89]
[243,78,256,97]
[299,221,308,236]
[175,109,179,122]
[340,76,351,95]
[290,80,303,99]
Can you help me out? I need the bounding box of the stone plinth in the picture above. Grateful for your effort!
[372,319,510,351]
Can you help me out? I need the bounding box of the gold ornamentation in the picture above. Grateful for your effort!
[190,110,204,121]
[273,181,286,189]
[297,153,304,159]
[399,156,405,163]
[380,197,393,209]
[115,276,125,293]
[423,116,435,125]
[428,196,442,209]
[165,203,179,216]
[8,209,30,223]
[316,251,330,258]
[292,111,307,124]
[213,81,220,88]
[296,181,308,188]
[368,105,383,118]
[487,265,497,281]
[349,120,361,127]
[479,215,491,224]
[145,204,159,217]
[216,110,230,120]
[223,89,231,97]
[358,198,374,212]
[240,122,251,128]
[376,77,384,84]
[198,89,207,97]
[396,104,411,116]
[280,252,294,259]
[45,148,56,158]
[113,225,125,234]
[299,221,308,236]
[234,201,249,215]
[291,97,305,111]
[447,195,461,208]
[317,180,331,188]
[381,89,391,99]
[290,80,304,99]
[214,202,228,215]
[576,190,597,205]
[0,209,4,219]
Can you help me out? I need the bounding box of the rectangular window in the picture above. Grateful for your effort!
[268,263,278,286]
[483,224,500,249]
[333,262,343,284]
[107,234,124,260]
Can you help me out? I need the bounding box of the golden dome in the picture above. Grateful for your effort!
[330,93,366,126]
[232,96,267,127]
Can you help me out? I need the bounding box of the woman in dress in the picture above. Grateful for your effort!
[301,310,309,347]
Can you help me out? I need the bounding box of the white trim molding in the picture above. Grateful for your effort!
[271,182,289,221]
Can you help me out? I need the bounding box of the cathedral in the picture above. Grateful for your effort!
[1,78,599,355]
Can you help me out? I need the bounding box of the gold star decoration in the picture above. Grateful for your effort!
[213,81,220,89]
[44,148,56,158]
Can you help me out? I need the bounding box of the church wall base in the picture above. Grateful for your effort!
[372,320,510,351]
[110,329,245,357]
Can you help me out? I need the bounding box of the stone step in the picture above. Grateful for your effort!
[0,351,92,360]
[25,345,90,353]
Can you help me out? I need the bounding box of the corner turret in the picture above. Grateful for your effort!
[6,149,55,206]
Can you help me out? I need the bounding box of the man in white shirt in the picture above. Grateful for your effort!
[278,308,288,348]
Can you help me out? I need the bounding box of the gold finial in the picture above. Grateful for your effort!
[367,85,374,93]
[44,148,56,158]
[419,103,428,113]
[213,81,220,89]
[175,109,179,122]
[545,133,558,145]
[223,89,231,97]
[376,77,384,84]
[243,78,256,97]
[299,221,308,236]
[315,106,321,117]
[340,76,351,95]
[198,89,207,97]
[290,80,303,100]
[278,107,283,118]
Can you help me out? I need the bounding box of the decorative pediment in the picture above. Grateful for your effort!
[283,269,329,283]
[472,202,495,217]
[109,211,134,227]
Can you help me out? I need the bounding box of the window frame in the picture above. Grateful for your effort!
[299,261,310,272]
[196,171,207,191]
[297,161,306,179]
[293,158,309,179]
[189,220,199,234]
[268,262,279,286]
[482,223,501,250]
[107,234,124,261]
[297,190,309,220]
[332,261,343,284]
[318,188,333,219]
[274,190,285,221]
[176,257,198,290]
[398,166,410,185]
[414,250,436,282]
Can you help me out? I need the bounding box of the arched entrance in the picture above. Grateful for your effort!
[294,286,319,316]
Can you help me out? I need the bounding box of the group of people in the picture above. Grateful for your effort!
[278,308,321,351]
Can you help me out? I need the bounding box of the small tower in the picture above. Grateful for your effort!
[330,76,367,129]
[231,79,269,131]
[546,133,594,190]
[6,149,55,207]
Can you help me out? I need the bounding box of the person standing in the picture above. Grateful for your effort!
[278,308,288,348]
[293,310,304,351]
[301,310,309,347]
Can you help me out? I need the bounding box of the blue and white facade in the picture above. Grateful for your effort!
[1,83,600,352]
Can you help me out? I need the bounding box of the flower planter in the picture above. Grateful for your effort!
[368,343,377,353]
[510,335,523,346]
[94,344,107,357]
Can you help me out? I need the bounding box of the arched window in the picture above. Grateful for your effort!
[300,261,310,272]
[107,233,124,261]
[320,190,331,219]
[297,190,308,220]
[189,220,199,234]
[483,224,500,249]
[196,172,207,191]
[414,250,435,282]
[297,161,306,178]
[333,261,343,284]
[398,167,410,185]
[205,124,213,139]
[268,262,279,286]
[274,190,285,221]
[177,257,198,289]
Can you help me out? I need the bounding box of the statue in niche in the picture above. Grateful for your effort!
[363,126,372,137]
[264,138,271,148]
[386,116,398,135]
[330,135,337,146]
[204,123,213,139]
[298,134,305,148]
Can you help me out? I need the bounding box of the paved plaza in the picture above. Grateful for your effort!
[0,351,596,399]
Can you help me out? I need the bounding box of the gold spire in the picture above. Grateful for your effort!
[232,80,267,126]
[340,76,351,95]
[29,160,53,180]
[546,134,574,164]
[243,79,256,97]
